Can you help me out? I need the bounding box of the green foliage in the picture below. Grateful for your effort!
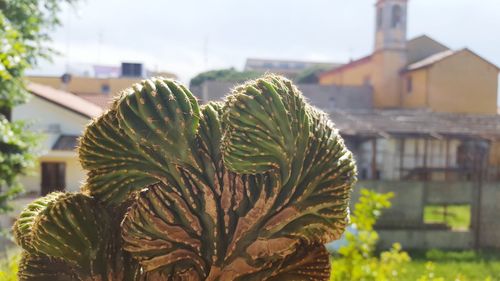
[189,67,263,88]
[0,0,72,211]
[0,117,39,212]
[15,75,356,280]
[330,189,411,281]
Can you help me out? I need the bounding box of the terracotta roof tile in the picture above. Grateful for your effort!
[77,93,114,109]
[27,83,103,118]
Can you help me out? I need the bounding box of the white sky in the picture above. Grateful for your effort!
[32,0,500,102]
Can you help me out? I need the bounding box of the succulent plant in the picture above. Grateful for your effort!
[14,75,356,280]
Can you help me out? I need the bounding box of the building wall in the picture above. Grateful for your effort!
[371,50,407,108]
[298,84,373,110]
[480,183,500,248]
[28,76,148,95]
[401,69,428,108]
[427,51,499,115]
[319,50,412,109]
[318,59,373,86]
[20,154,84,194]
[12,95,90,194]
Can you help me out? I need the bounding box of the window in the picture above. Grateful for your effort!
[377,7,383,30]
[101,83,110,94]
[406,76,413,93]
[392,5,402,28]
[41,162,66,195]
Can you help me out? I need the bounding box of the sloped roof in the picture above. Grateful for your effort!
[27,83,103,118]
[406,35,451,64]
[330,109,500,140]
[406,48,500,72]
[407,35,449,49]
[77,93,114,109]
[406,50,458,71]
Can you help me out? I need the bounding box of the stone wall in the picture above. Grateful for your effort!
[355,181,500,250]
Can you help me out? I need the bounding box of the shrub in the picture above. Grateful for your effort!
[330,189,411,281]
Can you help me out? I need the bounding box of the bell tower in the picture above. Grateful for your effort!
[372,0,409,108]
[375,0,408,51]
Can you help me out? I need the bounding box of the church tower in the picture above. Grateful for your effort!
[375,0,408,51]
[372,0,409,108]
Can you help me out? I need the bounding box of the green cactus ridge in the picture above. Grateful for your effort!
[15,75,356,280]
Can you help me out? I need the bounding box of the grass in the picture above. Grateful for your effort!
[424,204,471,230]
[403,250,500,280]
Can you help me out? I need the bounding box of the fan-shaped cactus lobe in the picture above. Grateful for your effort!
[15,75,356,281]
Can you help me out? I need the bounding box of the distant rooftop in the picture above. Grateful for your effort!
[27,83,103,118]
[330,109,500,140]
[406,50,458,71]
[38,62,177,79]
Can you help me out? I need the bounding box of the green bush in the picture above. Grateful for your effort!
[330,189,411,281]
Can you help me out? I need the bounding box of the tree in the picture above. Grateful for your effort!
[189,68,263,88]
[0,0,75,212]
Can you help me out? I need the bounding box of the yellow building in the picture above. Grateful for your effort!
[28,64,176,108]
[319,0,499,115]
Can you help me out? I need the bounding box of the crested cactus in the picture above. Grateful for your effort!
[14,75,357,280]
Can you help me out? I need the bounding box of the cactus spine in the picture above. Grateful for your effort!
[14,75,356,280]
